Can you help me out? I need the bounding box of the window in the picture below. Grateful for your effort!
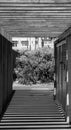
[12,41,18,47]
[21,41,28,46]
[35,38,38,45]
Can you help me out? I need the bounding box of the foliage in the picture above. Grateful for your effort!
[15,47,54,84]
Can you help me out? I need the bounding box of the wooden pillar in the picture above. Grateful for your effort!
[2,36,8,107]
[54,43,57,100]
[0,34,3,116]
[10,42,13,93]
[7,42,12,98]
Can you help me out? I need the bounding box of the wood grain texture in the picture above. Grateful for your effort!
[0,0,71,38]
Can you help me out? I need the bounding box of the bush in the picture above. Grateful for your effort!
[15,47,54,84]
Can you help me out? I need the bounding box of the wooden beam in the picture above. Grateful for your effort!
[0,12,71,16]
[8,31,61,37]
[0,0,71,4]
[0,17,71,20]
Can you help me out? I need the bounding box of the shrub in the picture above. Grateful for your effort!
[15,47,54,84]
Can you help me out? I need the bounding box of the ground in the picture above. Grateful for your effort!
[13,81,54,91]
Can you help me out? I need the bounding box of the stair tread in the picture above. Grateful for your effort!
[0,124,70,129]
[1,120,65,122]
[0,122,68,125]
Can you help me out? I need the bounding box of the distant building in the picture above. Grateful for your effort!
[41,37,54,48]
[12,37,54,52]
[12,37,29,51]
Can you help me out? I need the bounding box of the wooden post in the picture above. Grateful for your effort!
[2,37,8,107]
[0,34,3,116]
[54,43,57,100]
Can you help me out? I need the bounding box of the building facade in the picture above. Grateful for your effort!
[12,37,54,52]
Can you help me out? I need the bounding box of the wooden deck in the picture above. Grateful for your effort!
[0,89,71,129]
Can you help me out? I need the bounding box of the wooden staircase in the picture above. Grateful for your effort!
[0,90,70,129]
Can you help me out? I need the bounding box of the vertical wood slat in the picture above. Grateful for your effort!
[54,42,57,99]
[62,44,66,111]
[0,34,3,116]
[56,46,59,101]
[7,41,14,99]
[2,36,8,107]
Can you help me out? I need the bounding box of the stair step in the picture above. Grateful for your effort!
[3,114,65,117]
[0,90,68,129]
[5,112,64,115]
[1,127,71,130]
[0,122,68,125]
[1,119,65,122]
[2,116,65,120]
[3,115,65,117]
[0,124,70,129]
